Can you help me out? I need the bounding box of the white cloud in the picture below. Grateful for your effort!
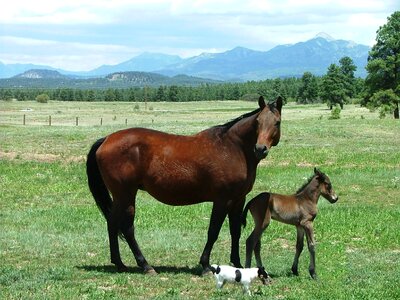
[0,0,397,70]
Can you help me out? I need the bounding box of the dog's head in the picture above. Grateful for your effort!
[210,264,221,274]
[257,267,270,285]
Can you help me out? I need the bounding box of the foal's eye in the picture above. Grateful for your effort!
[326,183,332,190]
[275,121,281,128]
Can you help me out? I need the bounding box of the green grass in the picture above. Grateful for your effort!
[0,100,399,299]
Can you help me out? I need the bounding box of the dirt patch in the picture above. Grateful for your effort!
[0,151,85,163]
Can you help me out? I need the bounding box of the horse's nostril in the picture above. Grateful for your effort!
[254,144,268,160]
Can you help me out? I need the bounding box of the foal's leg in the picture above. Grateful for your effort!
[245,226,264,268]
[303,222,317,279]
[199,203,228,274]
[291,226,305,276]
[119,193,155,274]
[228,200,245,268]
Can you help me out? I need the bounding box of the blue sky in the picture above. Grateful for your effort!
[0,0,397,71]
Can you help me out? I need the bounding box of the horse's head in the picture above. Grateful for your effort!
[254,96,282,160]
[314,168,339,203]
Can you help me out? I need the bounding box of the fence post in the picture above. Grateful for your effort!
[100,118,103,126]
[125,118,127,126]
[76,117,79,126]
[49,115,51,126]
[23,114,26,125]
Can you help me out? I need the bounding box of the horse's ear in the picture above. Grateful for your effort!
[275,96,283,114]
[314,168,324,181]
[258,96,266,109]
[314,167,322,176]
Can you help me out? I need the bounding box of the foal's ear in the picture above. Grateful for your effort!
[314,168,325,181]
[314,167,321,175]
[258,96,266,109]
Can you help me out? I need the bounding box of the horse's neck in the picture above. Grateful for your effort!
[298,180,321,204]
[226,113,258,147]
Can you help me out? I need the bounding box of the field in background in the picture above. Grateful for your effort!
[1,100,399,299]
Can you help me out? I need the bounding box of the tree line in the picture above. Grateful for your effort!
[0,69,363,105]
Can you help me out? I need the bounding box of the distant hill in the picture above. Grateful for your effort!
[158,33,370,80]
[89,53,183,76]
[0,33,370,80]
[0,70,221,89]
[14,69,69,79]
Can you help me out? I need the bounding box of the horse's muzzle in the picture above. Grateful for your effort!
[254,144,268,160]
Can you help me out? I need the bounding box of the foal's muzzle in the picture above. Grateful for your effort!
[254,144,268,160]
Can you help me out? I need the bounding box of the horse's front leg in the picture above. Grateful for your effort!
[199,203,228,274]
[291,225,305,276]
[303,221,317,279]
[228,199,245,268]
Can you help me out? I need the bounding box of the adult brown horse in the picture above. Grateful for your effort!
[86,96,282,275]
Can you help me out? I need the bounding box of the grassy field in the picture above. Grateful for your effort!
[0,100,399,299]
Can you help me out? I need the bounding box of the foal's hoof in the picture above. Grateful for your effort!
[144,267,158,275]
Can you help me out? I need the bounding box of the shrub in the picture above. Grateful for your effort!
[36,94,50,103]
[329,105,341,120]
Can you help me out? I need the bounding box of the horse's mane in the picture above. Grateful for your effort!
[295,171,327,194]
[211,108,261,134]
[296,174,316,195]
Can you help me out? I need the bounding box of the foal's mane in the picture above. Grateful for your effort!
[295,171,327,194]
[211,108,261,134]
[296,174,317,195]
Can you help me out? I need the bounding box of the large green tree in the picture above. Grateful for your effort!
[339,56,357,99]
[297,71,319,103]
[364,11,400,119]
[321,64,346,109]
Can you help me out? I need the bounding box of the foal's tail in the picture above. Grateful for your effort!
[86,137,112,221]
[241,200,252,228]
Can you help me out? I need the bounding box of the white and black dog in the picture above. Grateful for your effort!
[211,264,270,295]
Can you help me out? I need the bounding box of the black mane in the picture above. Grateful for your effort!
[296,171,327,194]
[211,108,261,133]
[296,174,316,194]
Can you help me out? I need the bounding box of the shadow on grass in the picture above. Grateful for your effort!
[76,264,203,275]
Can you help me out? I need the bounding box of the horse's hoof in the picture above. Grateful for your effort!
[116,264,129,273]
[144,267,158,275]
[201,268,213,277]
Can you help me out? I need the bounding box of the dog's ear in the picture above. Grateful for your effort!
[216,265,221,274]
[235,269,242,283]
[210,266,216,274]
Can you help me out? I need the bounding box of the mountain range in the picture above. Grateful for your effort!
[0,33,370,82]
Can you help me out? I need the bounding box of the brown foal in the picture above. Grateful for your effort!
[242,168,338,279]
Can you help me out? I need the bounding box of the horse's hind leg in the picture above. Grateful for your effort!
[107,202,127,272]
[119,191,155,274]
[245,226,263,268]
[291,226,304,276]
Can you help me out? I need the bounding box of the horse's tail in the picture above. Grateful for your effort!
[86,137,112,221]
[241,200,252,228]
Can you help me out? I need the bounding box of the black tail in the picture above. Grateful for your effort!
[86,137,112,221]
[241,200,252,228]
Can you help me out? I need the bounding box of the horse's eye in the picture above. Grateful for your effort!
[275,121,281,128]
[327,183,332,190]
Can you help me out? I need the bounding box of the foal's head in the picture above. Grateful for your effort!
[314,168,339,203]
[254,96,282,160]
